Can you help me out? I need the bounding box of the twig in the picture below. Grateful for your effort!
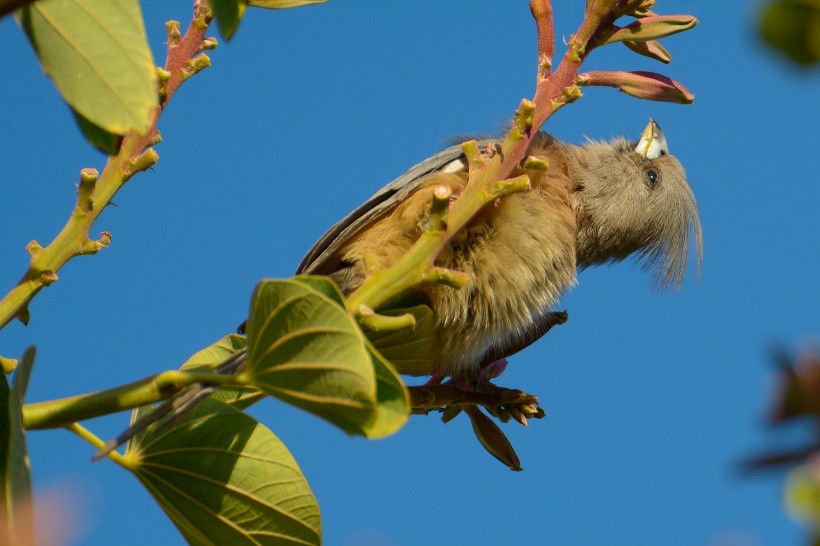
[22,367,249,430]
[64,423,130,469]
[409,383,539,411]
[530,0,555,80]
[0,0,214,329]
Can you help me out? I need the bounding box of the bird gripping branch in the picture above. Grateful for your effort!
[300,118,702,379]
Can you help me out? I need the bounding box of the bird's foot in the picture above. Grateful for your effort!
[408,374,544,472]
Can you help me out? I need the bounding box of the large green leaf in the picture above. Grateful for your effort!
[0,348,34,544]
[126,398,320,546]
[291,275,345,306]
[180,334,264,410]
[19,0,157,145]
[365,304,437,376]
[363,343,410,437]
[245,278,379,436]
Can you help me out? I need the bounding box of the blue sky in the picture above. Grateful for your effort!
[1,1,819,545]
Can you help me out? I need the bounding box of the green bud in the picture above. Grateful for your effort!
[598,14,698,45]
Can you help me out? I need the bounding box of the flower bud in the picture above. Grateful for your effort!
[578,70,694,104]
[623,39,672,63]
[599,14,697,45]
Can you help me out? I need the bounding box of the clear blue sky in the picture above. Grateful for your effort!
[1,1,818,545]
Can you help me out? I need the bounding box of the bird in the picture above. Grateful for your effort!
[96,119,702,457]
[296,118,702,379]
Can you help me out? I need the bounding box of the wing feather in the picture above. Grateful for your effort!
[296,139,497,275]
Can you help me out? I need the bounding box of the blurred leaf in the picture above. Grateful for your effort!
[365,305,437,376]
[0,357,16,375]
[769,352,820,421]
[786,465,820,530]
[126,398,321,546]
[245,278,378,436]
[210,0,247,41]
[0,348,35,544]
[180,334,264,410]
[363,343,410,438]
[741,446,818,472]
[464,405,522,471]
[759,0,820,66]
[249,0,327,9]
[18,0,157,146]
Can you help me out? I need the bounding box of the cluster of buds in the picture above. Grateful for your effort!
[577,2,697,103]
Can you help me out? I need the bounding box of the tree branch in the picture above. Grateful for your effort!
[0,1,214,329]
[22,368,248,430]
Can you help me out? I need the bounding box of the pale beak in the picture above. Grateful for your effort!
[635,119,668,160]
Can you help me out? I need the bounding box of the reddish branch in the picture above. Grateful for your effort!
[530,0,555,80]
[494,0,616,187]
[130,0,213,156]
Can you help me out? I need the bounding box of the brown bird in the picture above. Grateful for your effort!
[297,119,702,379]
[97,119,702,456]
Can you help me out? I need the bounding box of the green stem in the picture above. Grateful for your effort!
[22,369,248,430]
[346,147,531,315]
[346,220,447,313]
[65,422,130,469]
[0,143,158,330]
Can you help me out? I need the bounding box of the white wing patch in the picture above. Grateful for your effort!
[441,159,467,174]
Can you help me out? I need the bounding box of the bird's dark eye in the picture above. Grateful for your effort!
[645,168,659,187]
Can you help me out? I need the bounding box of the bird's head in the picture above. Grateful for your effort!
[572,119,702,289]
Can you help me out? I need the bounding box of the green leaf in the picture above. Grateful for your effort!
[760,0,820,66]
[245,278,379,436]
[0,348,35,544]
[210,0,247,41]
[71,108,124,155]
[18,0,158,145]
[362,343,410,438]
[365,305,438,376]
[126,398,321,546]
[249,0,328,9]
[180,334,264,410]
[180,334,248,372]
[291,275,346,306]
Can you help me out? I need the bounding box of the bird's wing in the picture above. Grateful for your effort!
[296,139,498,275]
